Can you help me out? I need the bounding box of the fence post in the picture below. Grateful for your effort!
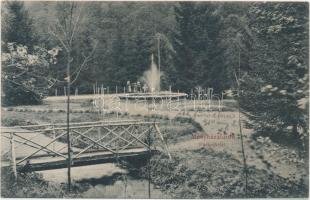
[147,125,151,199]
[10,133,17,180]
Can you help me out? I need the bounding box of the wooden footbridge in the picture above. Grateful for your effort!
[1,120,171,175]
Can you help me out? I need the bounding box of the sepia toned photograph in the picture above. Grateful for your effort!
[0,0,309,198]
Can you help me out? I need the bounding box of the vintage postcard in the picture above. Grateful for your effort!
[1,0,309,198]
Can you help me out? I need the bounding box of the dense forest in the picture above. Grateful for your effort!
[2,1,308,93]
[1,1,309,146]
[0,1,287,94]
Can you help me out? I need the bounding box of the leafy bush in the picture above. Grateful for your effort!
[1,43,59,106]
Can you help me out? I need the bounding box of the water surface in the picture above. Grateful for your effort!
[39,163,169,198]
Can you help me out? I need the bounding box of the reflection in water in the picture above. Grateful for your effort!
[38,163,169,198]
[39,163,125,183]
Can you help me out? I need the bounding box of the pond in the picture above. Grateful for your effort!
[38,163,170,198]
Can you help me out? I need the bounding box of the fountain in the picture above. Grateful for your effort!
[119,54,187,100]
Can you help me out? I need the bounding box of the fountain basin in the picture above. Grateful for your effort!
[118,92,187,100]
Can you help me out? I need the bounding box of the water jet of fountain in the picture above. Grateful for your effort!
[141,54,161,93]
[119,54,187,100]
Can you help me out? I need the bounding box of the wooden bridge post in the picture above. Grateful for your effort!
[10,133,17,180]
[97,127,101,142]
[154,124,172,160]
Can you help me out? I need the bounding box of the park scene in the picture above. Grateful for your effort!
[1,1,309,198]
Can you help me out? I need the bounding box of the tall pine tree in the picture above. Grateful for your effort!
[2,1,37,49]
[173,2,228,92]
[173,2,198,92]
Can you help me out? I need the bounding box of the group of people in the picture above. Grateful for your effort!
[126,81,149,93]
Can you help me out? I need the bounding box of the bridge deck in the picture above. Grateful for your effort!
[2,148,154,171]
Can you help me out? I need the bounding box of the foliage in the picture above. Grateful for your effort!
[19,2,252,94]
[86,3,176,90]
[172,2,199,91]
[239,2,309,147]
[6,2,308,99]
[26,2,238,93]
[1,1,37,49]
[1,43,59,106]
[172,2,252,93]
[1,1,60,106]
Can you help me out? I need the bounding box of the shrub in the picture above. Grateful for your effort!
[1,118,35,127]
[173,116,203,131]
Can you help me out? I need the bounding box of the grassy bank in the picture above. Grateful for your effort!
[139,149,308,198]
[1,168,89,198]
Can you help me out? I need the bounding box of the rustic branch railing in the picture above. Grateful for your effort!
[1,120,171,178]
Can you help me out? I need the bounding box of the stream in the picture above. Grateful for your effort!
[38,163,170,198]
